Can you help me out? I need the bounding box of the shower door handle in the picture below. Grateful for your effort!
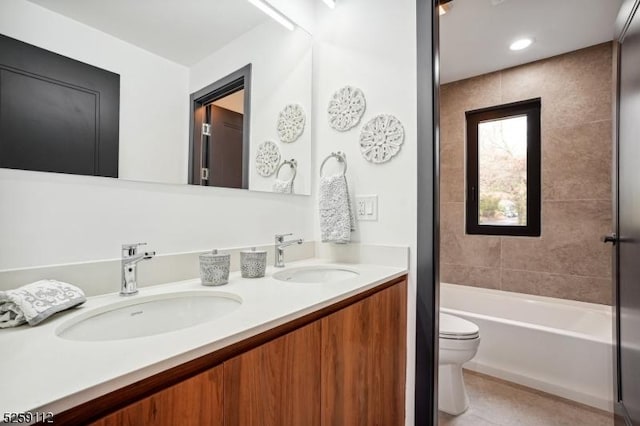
[602,233,618,245]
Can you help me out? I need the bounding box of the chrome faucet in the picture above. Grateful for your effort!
[274,233,303,268]
[121,243,156,296]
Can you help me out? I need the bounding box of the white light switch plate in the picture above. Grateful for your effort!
[356,195,378,221]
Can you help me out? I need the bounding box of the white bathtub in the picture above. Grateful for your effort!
[440,283,614,411]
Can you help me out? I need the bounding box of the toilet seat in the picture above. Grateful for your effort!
[440,313,479,340]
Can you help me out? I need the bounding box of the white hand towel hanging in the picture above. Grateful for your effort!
[319,152,355,244]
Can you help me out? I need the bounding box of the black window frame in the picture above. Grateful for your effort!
[465,98,541,237]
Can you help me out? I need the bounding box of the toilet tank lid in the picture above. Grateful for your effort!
[440,313,479,337]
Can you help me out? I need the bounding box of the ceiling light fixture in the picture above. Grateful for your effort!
[322,0,336,9]
[248,0,296,31]
[438,0,453,16]
[509,38,533,51]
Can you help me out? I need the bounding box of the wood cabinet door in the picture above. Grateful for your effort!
[321,280,407,426]
[91,365,224,426]
[224,321,322,426]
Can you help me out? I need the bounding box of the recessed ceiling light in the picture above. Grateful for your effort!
[248,0,296,31]
[439,0,453,15]
[510,38,533,51]
[322,0,336,9]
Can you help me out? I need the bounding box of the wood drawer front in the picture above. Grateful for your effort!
[321,280,407,426]
[224,320,322,426]
[90,366,223,426]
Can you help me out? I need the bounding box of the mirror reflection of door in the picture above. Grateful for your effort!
[197,93,244,188]
[189,64,251,189]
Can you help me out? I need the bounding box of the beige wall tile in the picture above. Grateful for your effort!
[501,269,612,305]
[440,166,465,203]
[501,43,613,130]
[543,120,612,201]
[440,263,501,289]
[499,59,548,105]
[439,43,614,304]
[440,111,465,169]
[501,200,612,278]
[441,72,501,116]
[440,202,501,268]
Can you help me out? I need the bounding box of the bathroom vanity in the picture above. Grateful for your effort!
[0,1,414,424]
[0,260,407,426]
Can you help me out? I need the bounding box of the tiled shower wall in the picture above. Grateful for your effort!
[439,42,614,305]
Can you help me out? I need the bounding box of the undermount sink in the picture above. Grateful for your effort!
[56,291,242,342]
[273,266,359,283]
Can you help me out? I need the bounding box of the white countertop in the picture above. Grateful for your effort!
[0,258,407,418]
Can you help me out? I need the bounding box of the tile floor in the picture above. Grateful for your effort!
[438,370,614,426]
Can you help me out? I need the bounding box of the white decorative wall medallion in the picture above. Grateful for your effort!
[327,86,366,131]
[359,114,405,164]
[277,104,306,143]
[255,141,281,177]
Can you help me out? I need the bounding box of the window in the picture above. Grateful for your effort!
[465,98,541,236]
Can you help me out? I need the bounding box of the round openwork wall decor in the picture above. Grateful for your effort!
[277,104,306,143]
[255,141,281,177]
[327,86,366,132]
[359,114,405,164]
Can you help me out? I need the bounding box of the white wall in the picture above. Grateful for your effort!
[1,0,420,421]
[190,22,313,195]
[312,0,418,423]
[0,0,315,270]
[0,0,190,185]
[0,169,313,269]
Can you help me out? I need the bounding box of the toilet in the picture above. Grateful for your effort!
[438,313,480,416]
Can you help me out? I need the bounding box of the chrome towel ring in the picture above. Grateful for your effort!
[320,151,347,177]
[275,159,297,181]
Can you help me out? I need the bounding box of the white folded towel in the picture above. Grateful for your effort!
[319,174,356,244]
[272,178,293,194]
[0,280,86,328]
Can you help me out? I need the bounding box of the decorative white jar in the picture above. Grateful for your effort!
[199,249,230,286]
[240,247,267,278]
